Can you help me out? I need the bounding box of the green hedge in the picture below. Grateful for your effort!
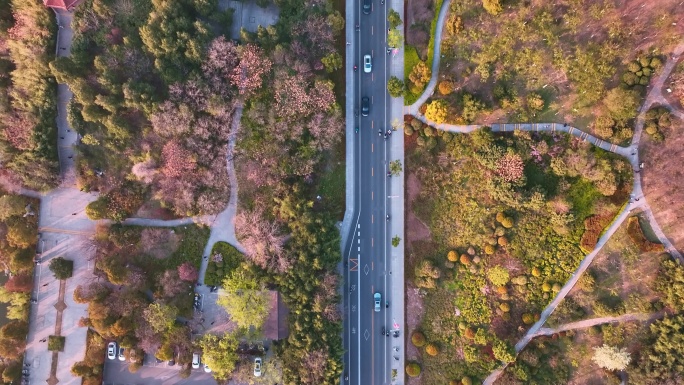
[204,241,243,286]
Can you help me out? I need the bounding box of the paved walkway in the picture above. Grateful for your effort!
[531,311,666,338]
[406,0,451,115]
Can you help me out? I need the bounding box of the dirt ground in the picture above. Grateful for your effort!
[640,114,684,254]
[406,173,432,244]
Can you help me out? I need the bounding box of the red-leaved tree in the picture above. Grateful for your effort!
[495,153,524,182]
[230,44,272,97]
[177,262,198,282]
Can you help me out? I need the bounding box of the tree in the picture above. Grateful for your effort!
[387,76,405,97]
[492,339,515,363]
[656,259,684,311]
[392,236,401,248]
[230,44,273,96]
[234,208,289,273]
[603,88,640,123]
[411,331,426,347]
[0,195,28,221]
[406,362,421,377]
[5,274,32,293]
[425,100,448,124]
[495,152,524,182]
[197,333,238,380]
[388,9,402,29]
[438,80,455,95]
[461,93,486,123]
[85,198,109,220]
[487,266,510,286]
[217,266,270,330]
[387,30,403,48]
[321,52,342,73]
[409,61,431,88]
[49,257,74,280]
[177,262,198,282]
[1,320,28,340]
[143,303,178,334]
[482,0,503,15]
[592,345,630,371]
[389,160,403,176]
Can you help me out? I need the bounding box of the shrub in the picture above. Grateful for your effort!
[552,283,562,292]
[542,282,552,292]
[496,212,505,222]
[460,254,471,265]
[511,276,527,285]
[463,328,475,339]
[411,331,426,347]
[48,335,65,352]
[492,339,516,363]
[626,217,664,253]
[499,303,510,312]
[484,244,495,255]
[496,285,507,294]
[501,217,514,228]
[462,377,473,385]
[438,80,455,95]
[404,125,414,136]
[425,100,449,124]
[49,257,74,280]
[447,250,458,262]
[497,236,508,246]
[425,343,439,356]
[487,266,510,286]
[406,362,421,377]
[531,267,541,277]
[472,256,481,264]
[522,313,534,324]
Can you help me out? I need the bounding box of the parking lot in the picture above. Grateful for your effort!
[103,354,216,385]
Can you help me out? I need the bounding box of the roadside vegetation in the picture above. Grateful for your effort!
[0,0,59,191]
[410,0,681,137]
[0,192,40,383]
[404,121,632,383]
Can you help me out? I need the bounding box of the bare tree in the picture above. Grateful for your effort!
[234,208,290,273]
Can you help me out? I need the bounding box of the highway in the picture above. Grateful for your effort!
[344,0,394,383]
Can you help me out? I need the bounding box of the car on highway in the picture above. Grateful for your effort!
[192,353,201,369]
[107,342,116,360]
[364,54,372,73]
[361,97,370,116]
[362,0,371,14]
[374,292,381,312]
[254,357,262,377]
[117,346,125,361]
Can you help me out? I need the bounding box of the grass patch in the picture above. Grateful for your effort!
[637,215,660,243]
[404,45,422,106]
[567,178,601,221]
[317,159,346,220]
[167,225,210,268]
[205,242,244,286]
[48,335,65,352]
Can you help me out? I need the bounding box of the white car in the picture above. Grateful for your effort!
[363,54,372,73]
[107,342,116,360]
[192,353,201,369]
[117,347,125,361]
[203,363,212,373]
[254,357,262,377]
[374,292,381,312]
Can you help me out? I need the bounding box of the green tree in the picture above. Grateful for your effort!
[592,345,630,371]
[86,198,109,220]
[603,87,640,123]
[0,320,28,340]
[656,259,684,311]
[492,339,515,363]
[0,195,28,220]
[387,30,403,48]
[143,303,178,334]
[461,93,486,123]
[482,0,503,15]
[387,76,405,97]
[392,236,401,248]
[425,100,448,124]
[389,160,402,176]
[321,52,342,73]
[198,333,239,380]
[217,266,270,330]
[409,61,431,88]
[48,257,73,280]
[487,266,510,286]
[387,9,402,29]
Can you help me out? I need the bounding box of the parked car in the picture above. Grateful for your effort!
[254,357,262,377]
[363,55,372,73]
[192,353,201,369]
[204,363,212,373]
[374,292,381,312]
[107,342,116,360]
[117,347,125,361]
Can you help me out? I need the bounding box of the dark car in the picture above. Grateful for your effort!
[361,97,370,117]
[363,0,371,14]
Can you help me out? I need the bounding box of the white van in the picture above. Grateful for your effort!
[192,353,201,369]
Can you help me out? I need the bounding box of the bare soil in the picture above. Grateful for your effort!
[133,199,180,220]
[406,173,432,244]
[640,114,684,253]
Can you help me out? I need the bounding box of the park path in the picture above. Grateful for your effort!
[531,311,666,338]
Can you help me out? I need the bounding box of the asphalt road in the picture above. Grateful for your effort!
[344,1,393,384]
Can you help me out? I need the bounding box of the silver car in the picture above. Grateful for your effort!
[107,342,116,360]
[364,54,372,73]
[374,292,381,312]
[254,357,262,377]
